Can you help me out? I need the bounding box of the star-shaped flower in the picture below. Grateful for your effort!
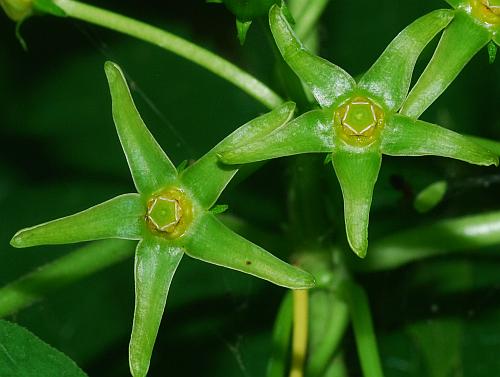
[10,62,315,377]
[219,5,498,257]
[401,0,500,118]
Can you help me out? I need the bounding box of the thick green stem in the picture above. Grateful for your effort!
[52,0,283,109]
[0,240,135,317]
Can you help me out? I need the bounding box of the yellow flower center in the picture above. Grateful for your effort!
[470,0,500,25]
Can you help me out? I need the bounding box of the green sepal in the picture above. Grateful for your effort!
[184,213,315,288]
[236,19,252,45]
[181,102,295,208]
[129,237,183,377]
[269,4,355,108]
[359,9,453,112]
[220,109,333,164]
[400,11,491,119]
[488,40,498,63]
[33,0,65,17]
[104,61,178,197]
[414,180,448,213]
[332,150,381,258]
[10,194,145,248]
[381,114,499,166]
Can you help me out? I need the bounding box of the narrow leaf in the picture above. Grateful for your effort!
[488,40,497,63]
[400,12,491,118]
[104,61,177,196]
[129,238,183,377]
[359,9,453,112]
[184,214,315,289]
[340,281,384,377]
[269,5,355,108]
[10,194,145,248]
[414,180,448,213]
[181,102,295,208]
[220,109,333,164]
[381,114,499,166]
[332,150,382,258]
[0,320,88,377]
[267,292,293,377]
[494,32,500,46]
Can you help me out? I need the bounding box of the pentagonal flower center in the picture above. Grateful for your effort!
[334,96,384,146]
[470,0,500,25]
[146,187,193,239]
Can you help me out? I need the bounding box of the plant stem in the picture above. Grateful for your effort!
[289,289,309,377]
[0,239,134,317]
[52,0,283,109]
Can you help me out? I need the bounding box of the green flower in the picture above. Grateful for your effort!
[219,5,498,257]
[401,0,500,118]
[10,62,314,377]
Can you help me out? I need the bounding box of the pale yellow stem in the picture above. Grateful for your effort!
[289,289,309,377]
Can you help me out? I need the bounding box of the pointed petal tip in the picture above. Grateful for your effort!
[290,269,316,289]
[347,235,368,259]
[129,358,148,377]
[104,61,125,87]
[10,231,26,248]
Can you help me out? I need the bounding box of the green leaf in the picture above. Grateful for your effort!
[33,0,66,17]
[181,102,295,208]
[184,214,315,288]
[359,9,453,111]
[0,319,87,377]
[400,11,491,118]
[220,109,333,164]
[488,40,497,63]
[209,204,229,214]
[381,114,499,166]
[339,281,384,377]
[266,291,293,377]
[414,180,448,213]
[129,238,183,377]
[236,19,252,45]
[269,4,355,108]
[332,150,381,258]
[10,194,145,248]
[104,61,178,196]
[494,31,500,45]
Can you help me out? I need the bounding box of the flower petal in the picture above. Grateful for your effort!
[129,237,183,377]
[180,102,296,208]
[269,5,355,108]
[219,109,333,164]
[381,114,499,166]
[10,194,145,248]
[332,150,382,258]
[105,61,177,196]
[359,9,454,112]
[400,12,491,118]
[184,214,315,289]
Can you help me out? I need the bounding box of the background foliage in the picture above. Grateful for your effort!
[1,0,500,375]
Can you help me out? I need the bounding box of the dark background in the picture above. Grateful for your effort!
[1,0,500,375]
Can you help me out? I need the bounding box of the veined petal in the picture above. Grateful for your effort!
[10,194,145,248]
[400,11,491,118]
[104,61,177,196]
[129,237,183,377]
[180,102,296,209]
[184,214,315,289]
[269,5,355,108]
[219,109,333,164]
[381,114,499,166]
[332,150,382,258]
[359,9,454,112]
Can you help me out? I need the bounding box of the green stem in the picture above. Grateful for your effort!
[52,0,283,109]
[0,239,135,317]
[267,291,293,377]
[341,281,384,377]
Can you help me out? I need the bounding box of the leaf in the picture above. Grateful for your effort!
[236,19,252,45]
[129,238,183,377]
[414,180,448,213]
[220,109,333,164]
[10,194,145,248]
[269,4,355,108]
[104,61,178,196]
[359,9,453,112]
[0,319,87,377]
[381,114,499,166]
[184,213,315,288]
[33,0,66,17]
[488,40,497,63]
[332,150,382,258]
[180,102,295,208]
[400,11,491,118]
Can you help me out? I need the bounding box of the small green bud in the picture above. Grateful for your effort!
[0,0,32,21]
